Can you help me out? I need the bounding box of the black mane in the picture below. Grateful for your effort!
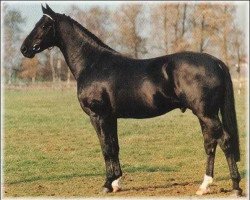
[58,13,115,52]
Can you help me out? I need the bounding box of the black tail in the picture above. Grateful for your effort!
[218,60,240,162]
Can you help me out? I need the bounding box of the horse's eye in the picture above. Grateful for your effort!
[42,25,47,29]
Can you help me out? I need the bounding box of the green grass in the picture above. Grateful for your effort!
[3,86,248,197]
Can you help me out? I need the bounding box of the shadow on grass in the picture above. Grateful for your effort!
[215,169,247,182]
[7,165,177,185]
[7,166,245,186]
[119,181,235,195]
[123,164,179,173]
[120,181,194,192]
[6,172,104,185]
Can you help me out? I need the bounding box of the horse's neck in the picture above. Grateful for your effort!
[56,19,110,80]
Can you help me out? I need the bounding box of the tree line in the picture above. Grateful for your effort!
[3,2,247,85]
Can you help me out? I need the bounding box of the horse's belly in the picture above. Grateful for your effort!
[115,94,179,119]
[116,108,175,119]
[114,78,180,118]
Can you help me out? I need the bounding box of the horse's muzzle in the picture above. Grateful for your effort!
[20,44,35,58]
[20,45,28,54]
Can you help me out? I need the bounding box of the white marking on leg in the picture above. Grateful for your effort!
[112,177,122,192]
[196,174,213,195]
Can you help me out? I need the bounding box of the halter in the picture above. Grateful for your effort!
[33,14,56,52]
[43,14,56,37]
[43,14,54,21]
[41,14,56,50]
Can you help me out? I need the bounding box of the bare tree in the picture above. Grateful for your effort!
[112,4,145,58]
[49,51,56,83]
[68,5,110,43]
[3,4,26,84]
[170,3,190,52]
[150,3,190,54]
[231,28,246,94]
[150,4,172,54]
[213,5,237,66]
[181,4,188,37]
[190,4,222,53]
[56,57,62,82]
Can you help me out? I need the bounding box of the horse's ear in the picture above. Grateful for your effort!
[41,4,46,14]
[45,4,55,16]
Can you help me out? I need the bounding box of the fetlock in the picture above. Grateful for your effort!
[103,176,122,193]
[103,180,113,192]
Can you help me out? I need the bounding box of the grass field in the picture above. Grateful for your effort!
[3,84,248,198]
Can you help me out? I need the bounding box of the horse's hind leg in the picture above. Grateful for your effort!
[218,130,242,196]
[196,115,242,196]
[196,117,220,195]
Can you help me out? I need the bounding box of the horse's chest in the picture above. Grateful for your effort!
[78,83,112,116]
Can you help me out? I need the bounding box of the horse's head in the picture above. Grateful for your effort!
[21,4,57,58]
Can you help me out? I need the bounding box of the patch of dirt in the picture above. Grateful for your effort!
[113,183,247,198]
[3,175,247,198]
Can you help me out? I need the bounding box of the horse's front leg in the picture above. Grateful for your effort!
[90,115,122,193]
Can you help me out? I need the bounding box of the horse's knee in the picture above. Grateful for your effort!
[207,121,223,139]
[204,138,217,155]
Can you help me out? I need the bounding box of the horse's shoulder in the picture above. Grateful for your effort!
[77,81,113,116]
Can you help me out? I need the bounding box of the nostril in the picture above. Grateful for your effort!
[21,45,27,54]
[33,44,40,51]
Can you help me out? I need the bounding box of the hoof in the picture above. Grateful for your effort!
[111,177,122,193]
[231,189,243,197]
[112,186,121,193]
[103,187,112,193]
[196,187,210,195]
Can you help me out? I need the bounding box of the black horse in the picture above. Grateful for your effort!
[21,4,242,196]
